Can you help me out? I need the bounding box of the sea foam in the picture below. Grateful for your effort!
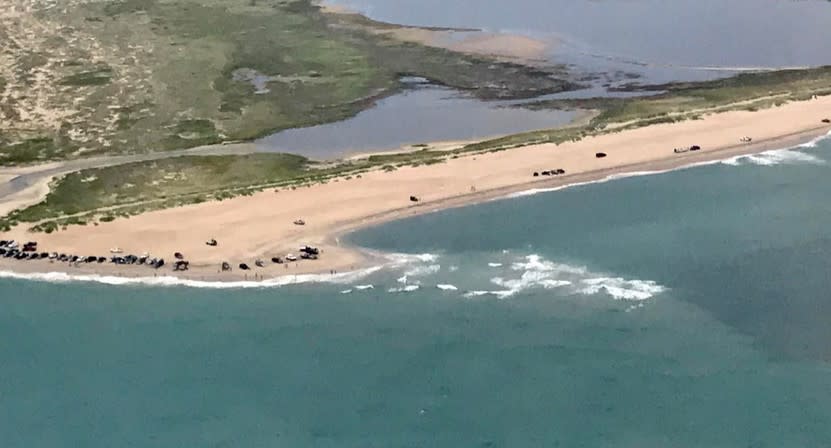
[505,132,831,199]
[0,265,383,289]
[467,254,666,301]
[721,148,825,166]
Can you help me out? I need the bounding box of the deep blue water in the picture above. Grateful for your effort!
[2,137,831,446]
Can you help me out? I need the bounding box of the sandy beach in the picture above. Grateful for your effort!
[1,96,830,282]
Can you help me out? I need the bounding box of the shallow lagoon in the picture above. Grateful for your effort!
[256,83,577,160]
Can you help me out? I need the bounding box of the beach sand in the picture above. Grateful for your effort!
[1,96,830,282]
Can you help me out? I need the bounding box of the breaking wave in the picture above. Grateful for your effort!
[506,131,831,199]
[0,252,443,290]
[0,266,384,289]
[464,254,666,301]
[388,285,420,293]
[720,148,825,166]
[579,277,666,301]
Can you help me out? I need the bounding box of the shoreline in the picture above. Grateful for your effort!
[1,96,830,285]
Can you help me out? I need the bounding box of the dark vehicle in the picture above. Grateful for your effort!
[595,152,607,158]
[239,263,250,270]
[174,260,190,271]
[300,246,320,255]
[690,145,701,151]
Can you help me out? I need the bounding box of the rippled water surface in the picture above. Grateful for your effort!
[2,135,831,446]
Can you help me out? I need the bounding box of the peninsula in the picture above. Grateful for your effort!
[2,94,829,280]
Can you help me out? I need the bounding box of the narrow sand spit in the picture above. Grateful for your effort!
[2,96,830,281]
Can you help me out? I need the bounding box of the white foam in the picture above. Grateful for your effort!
[467,254,667,301]
[504,132,831,200]
[0,265,383,289]
[340,289,353,294]
[355,284,374,290]
[404,264,441,277]
[721,148,825,166]
[463,290,513,299]
[487,262,503,267]
[579,277,666,301]
[385,253,439,265]
[436,284,458,291]
[388,284,420,293]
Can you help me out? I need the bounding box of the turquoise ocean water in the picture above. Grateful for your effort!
[2,135,831,446]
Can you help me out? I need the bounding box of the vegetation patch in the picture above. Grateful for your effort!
[0,0,577,164]
[60,66,113,86]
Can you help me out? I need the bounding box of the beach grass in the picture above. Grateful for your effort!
[467,66,831,152]
[3,154,309,228]
[6,63,831,233]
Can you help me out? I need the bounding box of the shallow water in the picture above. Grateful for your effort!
[2,136,831,446]
[327,0,831,82]
[256,83,576,160]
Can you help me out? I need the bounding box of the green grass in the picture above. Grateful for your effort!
[11,153,309,222]
[0,138,64,165]
[8,63,831,232]
[0,0,576,164]
[526,66,831,128]
[472,65,831,153]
